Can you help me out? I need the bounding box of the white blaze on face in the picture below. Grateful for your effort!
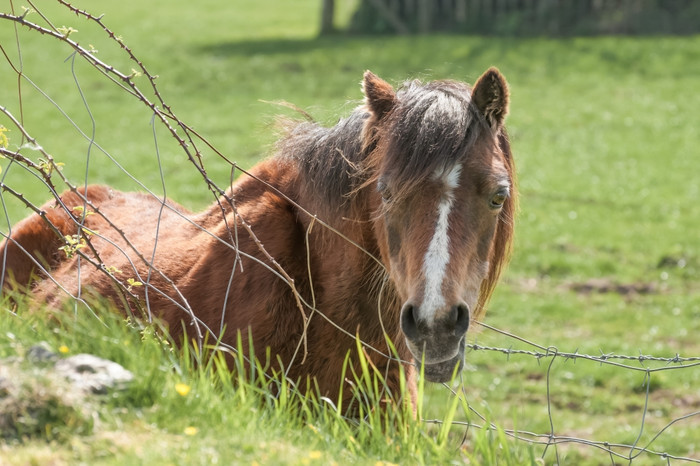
[420,163,462,321]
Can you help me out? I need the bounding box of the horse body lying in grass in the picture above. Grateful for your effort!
[1,68,516,407]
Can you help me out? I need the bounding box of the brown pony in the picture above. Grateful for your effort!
[1,68,516,407]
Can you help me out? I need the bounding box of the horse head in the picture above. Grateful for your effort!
[362,68,516,382]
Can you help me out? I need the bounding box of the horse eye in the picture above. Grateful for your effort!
[490,189,508,209]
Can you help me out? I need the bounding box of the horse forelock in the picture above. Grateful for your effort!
[370,80,485,203]
[276,80,489,216]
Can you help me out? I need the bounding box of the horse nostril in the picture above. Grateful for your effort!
[452,303,470,336]
[400,303,419,341]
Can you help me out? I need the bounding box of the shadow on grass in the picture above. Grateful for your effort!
[195,35,525,81]
[197,34,515,61]
[200,37,357,57]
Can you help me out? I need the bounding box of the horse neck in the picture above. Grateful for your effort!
[275,111,401,320]
[296,169,405,350]
[196,121,404,348]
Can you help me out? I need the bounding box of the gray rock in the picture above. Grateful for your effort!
[54,354,134,394]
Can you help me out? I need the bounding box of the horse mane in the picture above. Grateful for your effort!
[275,110,370,221]
[276,79,485,217]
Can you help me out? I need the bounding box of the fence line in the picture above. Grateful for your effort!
[446,323,700,462]
[350,0,700,35]
[432,323,700,463]
[471,322,700,371]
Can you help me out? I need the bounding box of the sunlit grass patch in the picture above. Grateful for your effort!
[0,299,486,464]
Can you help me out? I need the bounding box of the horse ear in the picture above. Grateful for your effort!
[363,71,396,120]
[471,67,509,129]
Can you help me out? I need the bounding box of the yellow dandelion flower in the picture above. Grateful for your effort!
[309,451,322,460]
[175,383,191,396]
[58,345,70,354]
[184,426,197,436]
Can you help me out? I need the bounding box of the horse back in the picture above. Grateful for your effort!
[0,185,191,292]
[1,185,113,289]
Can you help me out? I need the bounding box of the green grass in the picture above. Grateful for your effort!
[0,300,537,464]
[2,0,700,464]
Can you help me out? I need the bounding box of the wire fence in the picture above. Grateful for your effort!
[449,323,700,463]
[349,0,700,35]
[1,1,698,464]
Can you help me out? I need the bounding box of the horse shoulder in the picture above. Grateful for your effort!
[177,166,312,357]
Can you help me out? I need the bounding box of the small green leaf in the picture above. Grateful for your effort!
[0,125,9,149]
[56,26,78,37]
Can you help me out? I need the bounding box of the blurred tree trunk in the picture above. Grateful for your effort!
[321,0,335,34]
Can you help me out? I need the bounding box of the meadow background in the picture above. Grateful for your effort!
[1,0,699,464]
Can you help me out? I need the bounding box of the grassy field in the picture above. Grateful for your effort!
[1,0,700,464]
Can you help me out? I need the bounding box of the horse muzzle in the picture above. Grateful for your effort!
[400,302,470,382]
[420,338,465,382]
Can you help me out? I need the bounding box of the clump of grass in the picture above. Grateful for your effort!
[175,329,450,464]
[464,422,540,466]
